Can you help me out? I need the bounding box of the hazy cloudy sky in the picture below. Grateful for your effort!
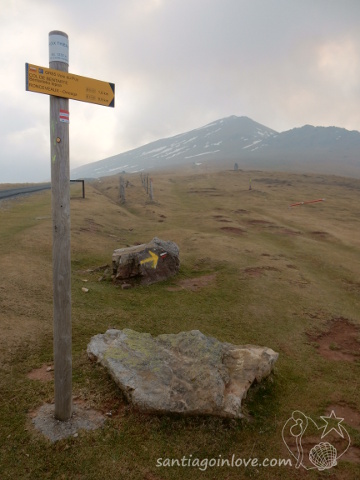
[1,0,360,182]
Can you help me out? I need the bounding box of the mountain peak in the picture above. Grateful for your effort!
[71,116,360,179]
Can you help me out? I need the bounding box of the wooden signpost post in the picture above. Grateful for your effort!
[26,31,115,421]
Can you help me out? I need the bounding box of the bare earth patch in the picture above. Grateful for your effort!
[327,403,360,431]
[27,364,54,382]
[282,404,360,469]
[341,445,360,464]
[243,266,281,277]
[213,215,232,223]
[343,279,360,293]
[325,404,360,463]
[247,219,274,226]
[167,274,216,292]
[311,230,330,238]
[279,228,302,236]
[220,226,246,235]
[233,209,249,214]
[293,437,360,467]
[308,318,360,362]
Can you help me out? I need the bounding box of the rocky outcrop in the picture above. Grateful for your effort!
[112,237,180,286]
[87,329,278,418]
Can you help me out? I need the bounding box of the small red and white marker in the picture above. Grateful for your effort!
[59,109,69,123]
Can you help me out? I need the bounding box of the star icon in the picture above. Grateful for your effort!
[320,410,345,438]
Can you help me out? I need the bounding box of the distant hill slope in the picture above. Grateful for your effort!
[71,116,360,178]
[242,124,360,176]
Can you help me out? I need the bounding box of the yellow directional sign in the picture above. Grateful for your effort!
[25,63,115,107]
[140,251,159,269]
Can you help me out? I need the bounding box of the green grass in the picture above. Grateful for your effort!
[0,169,359,479]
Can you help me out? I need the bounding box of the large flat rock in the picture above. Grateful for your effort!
[87,329,278,418]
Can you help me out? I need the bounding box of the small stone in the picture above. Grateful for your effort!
[121,283,132,290]
[46,367,53,372]
[81,287,89,293]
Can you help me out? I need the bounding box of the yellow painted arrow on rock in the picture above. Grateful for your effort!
[140,250,159,269]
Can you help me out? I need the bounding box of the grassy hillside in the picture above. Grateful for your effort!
[0,167,359,479]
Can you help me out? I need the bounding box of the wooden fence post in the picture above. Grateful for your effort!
[149,178,154,202]
[120,175,126,204]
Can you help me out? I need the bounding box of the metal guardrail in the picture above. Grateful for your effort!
[0,184,51,200]
[0,180,85,200]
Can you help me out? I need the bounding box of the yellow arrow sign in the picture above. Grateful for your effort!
[26,63,115,107]
[140,250,159,269]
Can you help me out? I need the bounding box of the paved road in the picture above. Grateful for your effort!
[0,184,51,200]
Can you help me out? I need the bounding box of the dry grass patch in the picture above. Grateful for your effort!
[1,169,360,479]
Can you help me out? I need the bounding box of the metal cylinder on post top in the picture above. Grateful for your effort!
[49,30,72,421]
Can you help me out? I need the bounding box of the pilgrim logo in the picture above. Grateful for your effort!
[282,410,351,471]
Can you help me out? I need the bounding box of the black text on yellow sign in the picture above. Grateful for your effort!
[25,63,115,107]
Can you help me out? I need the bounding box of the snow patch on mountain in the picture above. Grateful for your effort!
[70,115,360,179]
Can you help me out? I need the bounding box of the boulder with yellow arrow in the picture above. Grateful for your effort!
[112,237,180,286]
